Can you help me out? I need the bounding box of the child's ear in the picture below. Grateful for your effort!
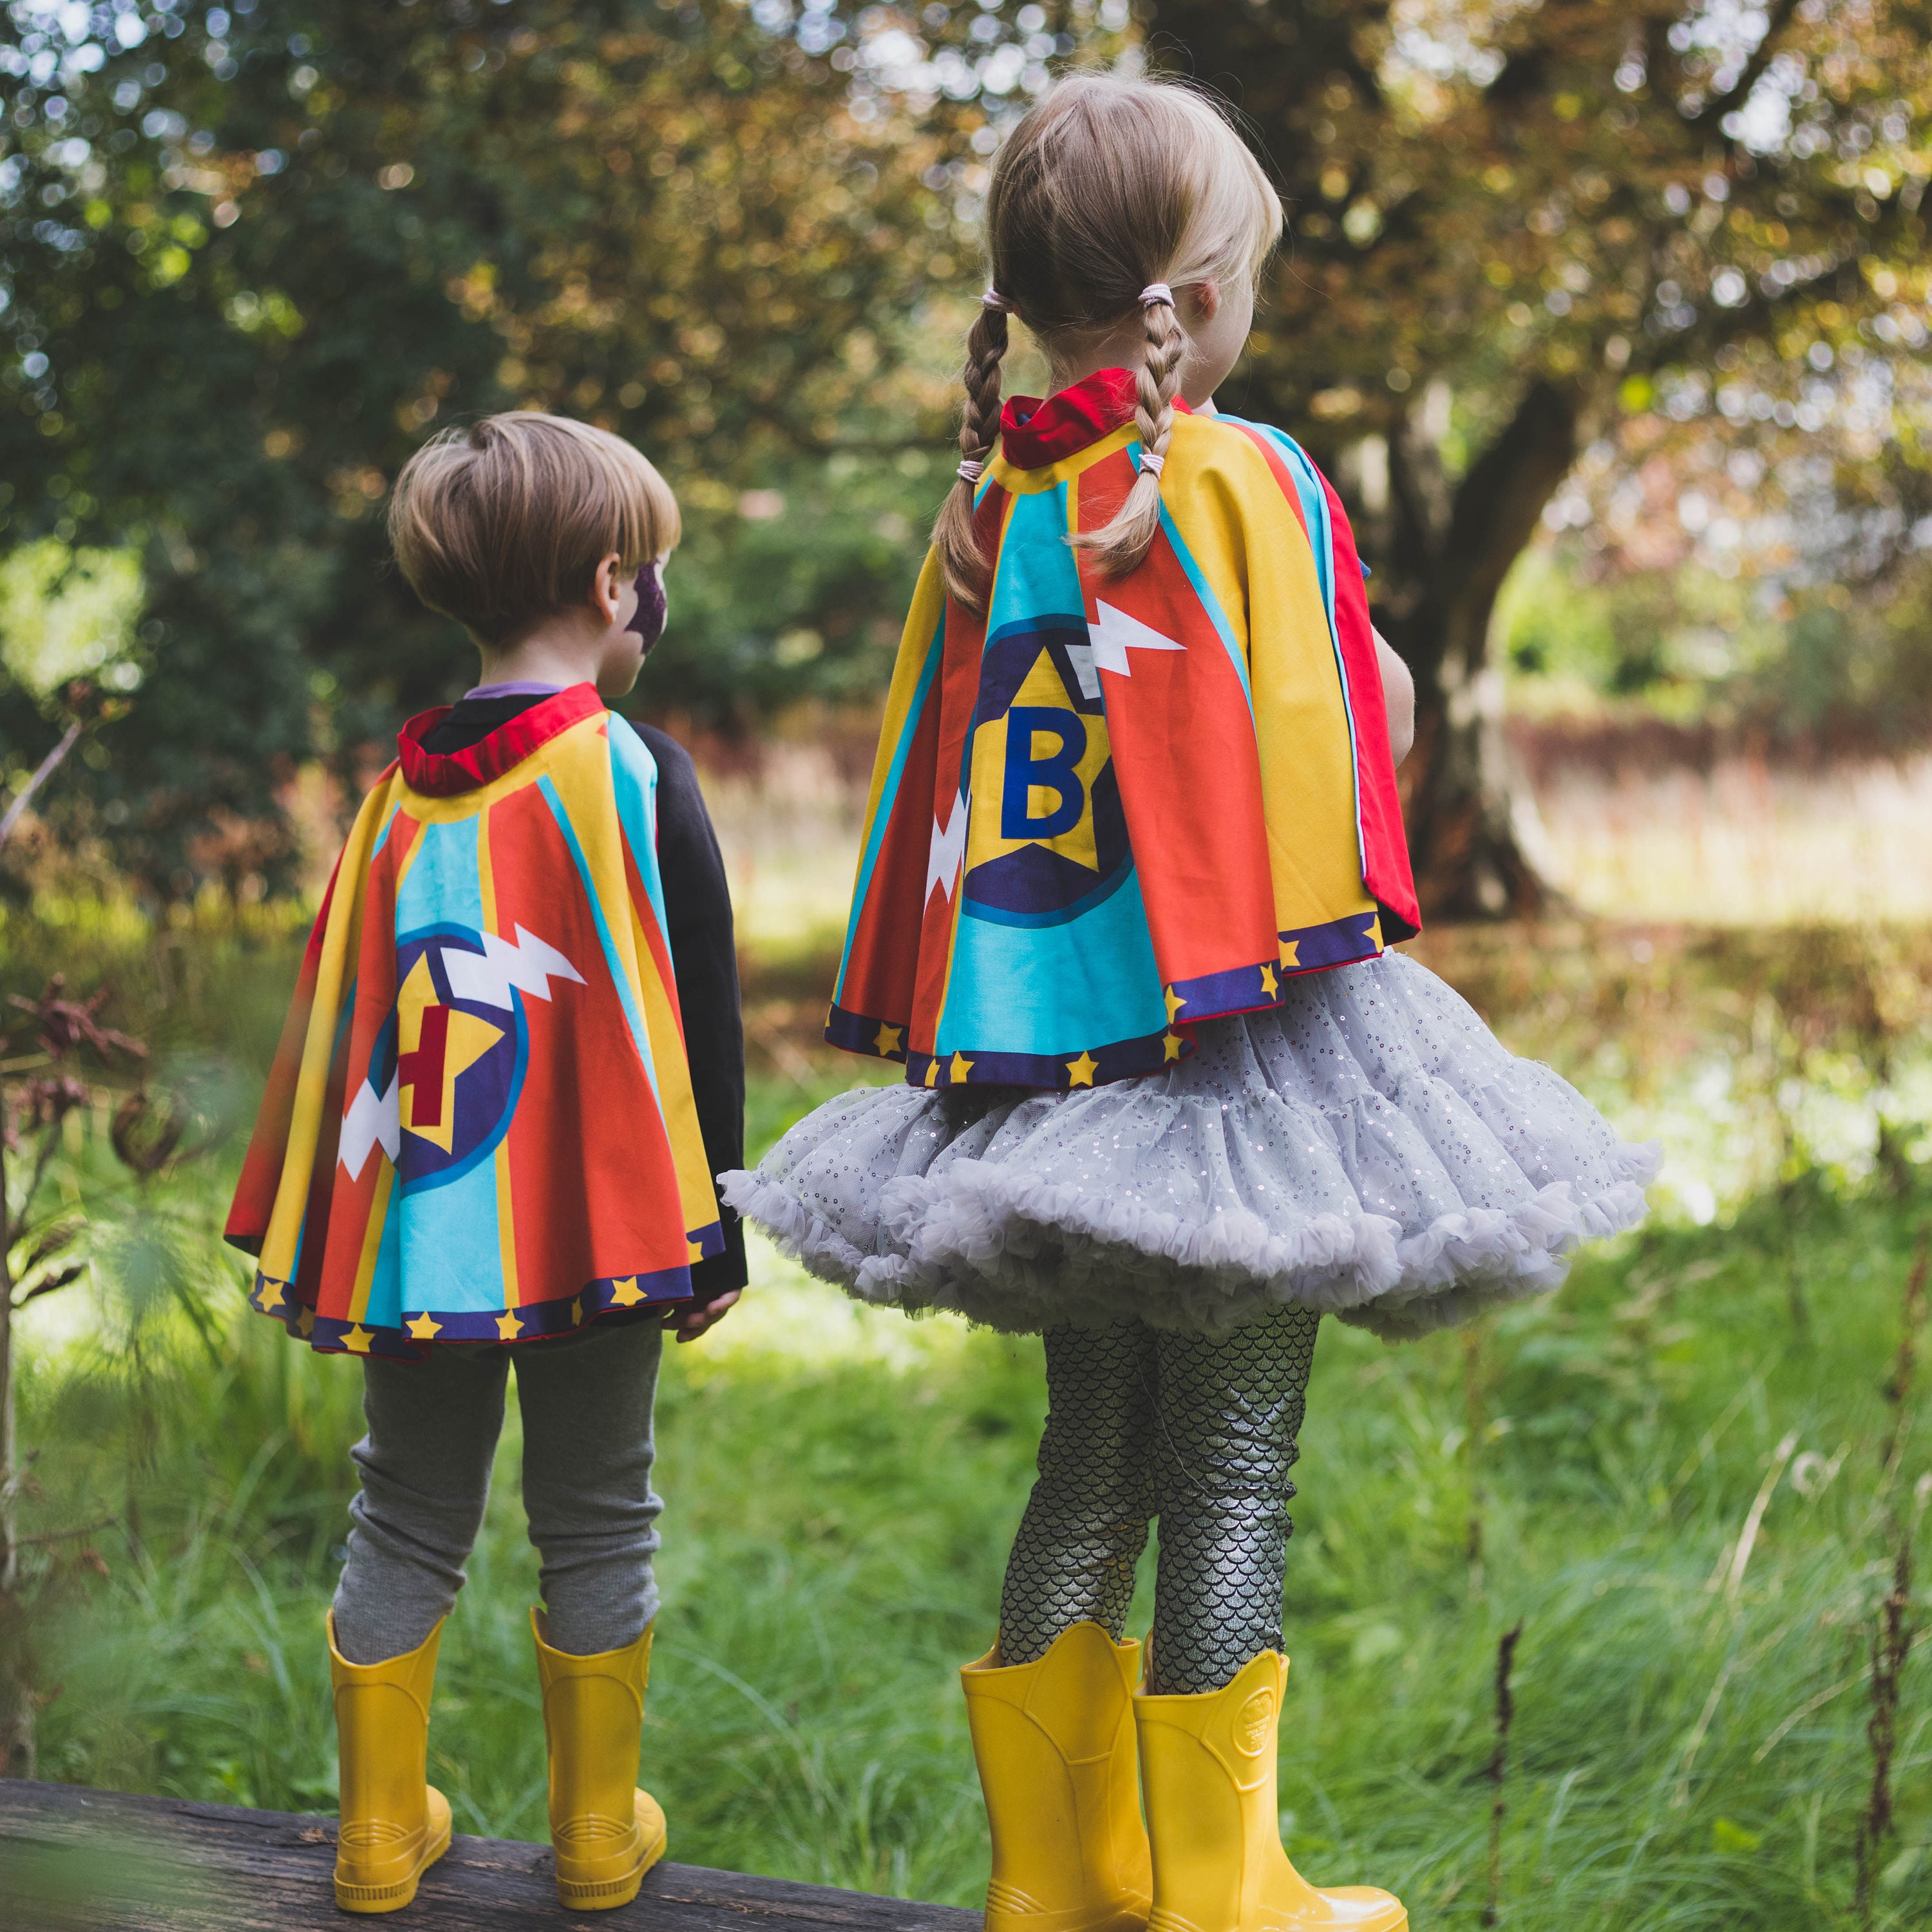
[589,552,625,625]
[1191,279,1222,323]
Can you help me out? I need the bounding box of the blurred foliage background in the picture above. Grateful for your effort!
[0,0,1926,908]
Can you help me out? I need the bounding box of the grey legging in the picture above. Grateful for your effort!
[332,1320,663,1665]
[998,1306,1320,1696]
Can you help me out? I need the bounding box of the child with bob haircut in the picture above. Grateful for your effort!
[227,411,746,1914]
[727,75,1654,1932]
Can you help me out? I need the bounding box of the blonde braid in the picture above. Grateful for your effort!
[1132,284,1185,476]
[1072,283,1186,576]
[934,291,1012,610]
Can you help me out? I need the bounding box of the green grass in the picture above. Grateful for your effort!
[12,1081,1932,1926]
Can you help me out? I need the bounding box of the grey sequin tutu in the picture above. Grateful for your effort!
[720,951,1658,1340]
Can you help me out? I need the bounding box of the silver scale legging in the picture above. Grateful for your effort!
[998,1305,1320,1697]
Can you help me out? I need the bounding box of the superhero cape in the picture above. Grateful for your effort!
[829,368,1420,1091]
[225,684,724,1360]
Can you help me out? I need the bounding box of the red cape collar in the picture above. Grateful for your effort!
[396,683,605,796]
[998,368,1194,472]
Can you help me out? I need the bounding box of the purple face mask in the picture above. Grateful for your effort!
[625,560,667,655]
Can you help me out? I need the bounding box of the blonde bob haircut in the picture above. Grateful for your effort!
[389,411,681,645]
[936,73,1283,608]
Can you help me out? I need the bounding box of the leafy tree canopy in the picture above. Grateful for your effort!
[1146,0,1931,910]
[0,0,985,891]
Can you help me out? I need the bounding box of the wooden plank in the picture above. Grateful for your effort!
[0,1780,982,1932]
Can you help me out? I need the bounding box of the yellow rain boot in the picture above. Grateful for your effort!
[1135,1652,1406,1932]
[531,1609,668,1911]
[960,1622,1152,1932]
[327,1611,453,1914]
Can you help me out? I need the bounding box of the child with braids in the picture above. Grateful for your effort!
[725,73,1654,1932]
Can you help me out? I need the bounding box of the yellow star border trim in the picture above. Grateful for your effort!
[1162,1030,1184,1062]
[1164,984,1186,1025]
[1278,937,1301,970]
[1260,964,1278,998]
[874,1021,904,1056]
[610,1277,645,1307]
[406,1312,442,1341]
[1067,1050,1098,1086]
[495,1309,523,1341]
[949,1051,974,1083]
[343,1323,373,1355]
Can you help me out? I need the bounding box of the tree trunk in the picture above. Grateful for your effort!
[1373,379,1586,920]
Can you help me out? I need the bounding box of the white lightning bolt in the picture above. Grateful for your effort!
[1088,600,1185,679]
[339,1074,400,1180]
[926,790,969,904]
[442,925,586,1012]
[1065,638,1101,701]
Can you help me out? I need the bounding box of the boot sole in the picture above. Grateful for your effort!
[333,1814,451,1914]
[554,1810,668,1911]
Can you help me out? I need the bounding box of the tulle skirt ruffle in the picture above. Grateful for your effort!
[721,951,1657,1340]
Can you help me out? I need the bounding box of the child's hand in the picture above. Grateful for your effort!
[661,1288,742,1344]
[1372,627,1415,768]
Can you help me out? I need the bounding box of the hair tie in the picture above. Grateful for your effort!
[981,289,1011,313]
[1139,282,1173,307]
[957,457,986,483]
[1138,451,1166,477]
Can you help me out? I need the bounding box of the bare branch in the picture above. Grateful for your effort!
[0,719,84,851]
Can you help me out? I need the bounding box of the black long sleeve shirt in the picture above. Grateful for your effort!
[421,693,748,1298]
